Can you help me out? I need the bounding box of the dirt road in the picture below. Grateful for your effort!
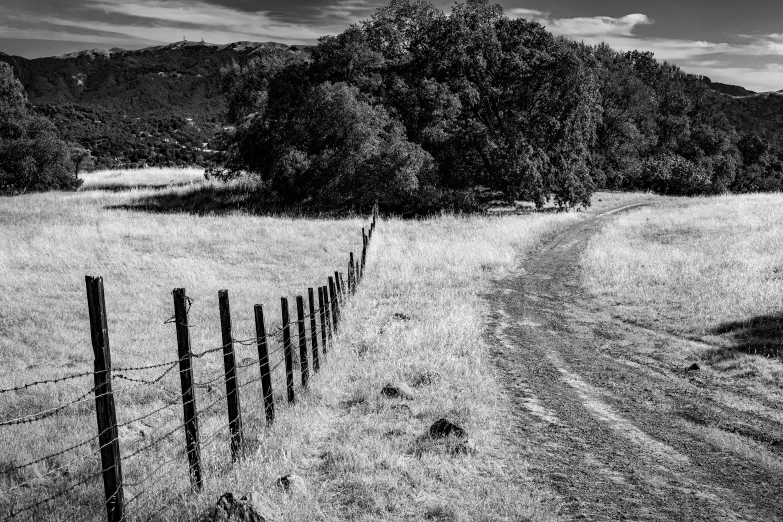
[490,204,783,521]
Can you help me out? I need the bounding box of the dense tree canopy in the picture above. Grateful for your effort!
[0,62,81,194]
[212,0,782,212]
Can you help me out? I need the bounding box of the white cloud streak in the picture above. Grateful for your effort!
[508,8,783,92]
[0,0,363,47]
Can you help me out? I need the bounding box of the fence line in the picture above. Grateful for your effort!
[0,202,380,522]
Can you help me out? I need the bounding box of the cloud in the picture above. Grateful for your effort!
[0,0,365,47]
[507,8,783,91]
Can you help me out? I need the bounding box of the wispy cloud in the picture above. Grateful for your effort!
[0,0,365,48]
[508,8,783,92]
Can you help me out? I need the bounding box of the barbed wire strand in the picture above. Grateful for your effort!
[0,370,96,395]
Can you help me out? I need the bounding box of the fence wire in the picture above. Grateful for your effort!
[0,211,377,521]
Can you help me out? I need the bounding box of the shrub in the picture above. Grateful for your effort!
[0,62,81,194]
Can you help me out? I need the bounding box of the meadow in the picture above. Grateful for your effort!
[0,172,594,521]
[582,193,783,400]
[78,168,205,191]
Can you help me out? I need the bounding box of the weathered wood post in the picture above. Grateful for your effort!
[218,290,243,462]
[334,271,343,303]
[328,276,339,330]
[348,252,355,294]
[85,276,124,522]
[296,296,309,388]
[361,230,367,276]
[254,305,275,425]
[173,288,203,491]
[339,273,346,301]
[318,286,329,355]
[281,297,295,403]
[308,288,320,373]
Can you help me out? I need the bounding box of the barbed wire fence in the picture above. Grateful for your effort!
[0,204,379,522]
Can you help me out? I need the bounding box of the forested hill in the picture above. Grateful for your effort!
[0,42,310,169]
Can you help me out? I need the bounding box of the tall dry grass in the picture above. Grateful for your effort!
[582,193,783,389]
[0,183,584,520]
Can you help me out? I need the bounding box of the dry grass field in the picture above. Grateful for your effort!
[0,178,598,521]
[79,168,205,190]
[582,192,783,401]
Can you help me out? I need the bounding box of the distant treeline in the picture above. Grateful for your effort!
[211,0,783,212]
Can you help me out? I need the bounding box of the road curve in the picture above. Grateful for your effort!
[490,204,783,521]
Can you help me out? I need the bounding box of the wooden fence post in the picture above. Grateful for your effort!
[281,297,295,403]
[308,288,320,373]
[218,290,243,462]
[296,296,309,388]
[328,276,339,330]
[85,276,124,522]
[361,232,367,275]
[348,252,357,295]
[334,271,343,303]
[339,273,346,301]
[318,286,328,355]
[354,259,360,285]
[254,305,275,425]
[173,288,203,492]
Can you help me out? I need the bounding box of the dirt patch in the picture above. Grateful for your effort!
[489,203,783,521]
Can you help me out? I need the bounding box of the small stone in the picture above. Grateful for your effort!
[276,474,307,495]
[686,363,700,371]
[429,418,467,439]
[381,382,415,400]
[210,492,280,521]
[393,312,411,321]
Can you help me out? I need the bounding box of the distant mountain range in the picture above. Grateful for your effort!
[1,42,782,168]
[701,77,783,147]
[0,41,310,169]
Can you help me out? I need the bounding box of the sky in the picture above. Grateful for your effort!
[1,0,783,92]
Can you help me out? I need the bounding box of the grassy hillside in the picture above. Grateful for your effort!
[0,180,595,520]
[582,194,783,389]
[0,42,309,169]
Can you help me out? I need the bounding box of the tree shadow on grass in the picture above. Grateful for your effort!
[706,314,783,360]
[106,182,326,217]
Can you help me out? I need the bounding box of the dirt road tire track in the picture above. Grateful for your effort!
[490,204,783,521]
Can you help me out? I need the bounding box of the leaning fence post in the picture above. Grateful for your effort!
[218,290,243,462]
[85,276,124,522]
[173,288,203,492]
[328,277,339,331]
[322,284,333,340]
[361,234,367,275]
[355,259,360,285]
[308,288,320,373]
[348,253,355,294]
[296,296,309,388]
[281,297,295,403]
[254,305,275,425]
[334,271,343,303]
[318,286,328,355]
[339,272,346,301]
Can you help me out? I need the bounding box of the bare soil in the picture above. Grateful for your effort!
[490,203,783,521]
